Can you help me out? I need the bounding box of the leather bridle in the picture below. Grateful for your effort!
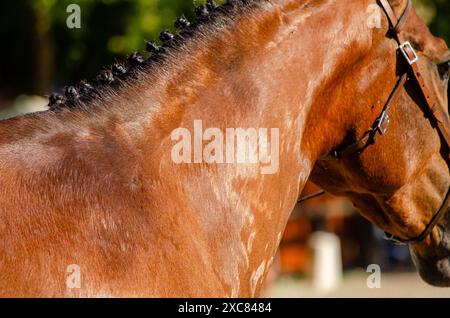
[299,0,450,245]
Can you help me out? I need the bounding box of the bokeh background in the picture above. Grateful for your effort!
[0,0,449,297]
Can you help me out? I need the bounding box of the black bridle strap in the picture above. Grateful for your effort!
[379,0,411,32]
[394,0,412,32]
[385,187,450,245]
[297,190,326,203]
[319,73,407,160]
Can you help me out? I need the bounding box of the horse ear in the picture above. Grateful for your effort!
[387,0,409,18]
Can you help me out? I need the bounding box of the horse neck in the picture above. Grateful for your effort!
[140,0,375,183]
[131,0,375,296]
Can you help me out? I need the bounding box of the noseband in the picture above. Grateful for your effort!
[300,0,450,245]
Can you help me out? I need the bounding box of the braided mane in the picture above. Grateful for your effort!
[48,0,264,111]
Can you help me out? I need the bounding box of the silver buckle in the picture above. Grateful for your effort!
[399,41,419,65]
[375,110,390,135]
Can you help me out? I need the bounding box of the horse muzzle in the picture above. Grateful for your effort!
[411,214,450,287]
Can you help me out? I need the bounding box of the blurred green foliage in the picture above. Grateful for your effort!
[0,0,447,100]
[44,0,198,84]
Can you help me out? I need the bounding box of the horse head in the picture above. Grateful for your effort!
[310,0,450,286]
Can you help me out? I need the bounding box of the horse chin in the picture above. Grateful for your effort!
[411,252,450,287]
[410,226,450,287]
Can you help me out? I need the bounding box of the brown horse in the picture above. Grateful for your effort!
[0,0,449,297]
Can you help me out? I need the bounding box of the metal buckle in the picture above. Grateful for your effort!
[375,110,390,135]
[399,41,419,65]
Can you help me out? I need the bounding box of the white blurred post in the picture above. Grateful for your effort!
[309,231,343,292]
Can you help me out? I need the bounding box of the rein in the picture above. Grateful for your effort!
[298,0,450,245]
